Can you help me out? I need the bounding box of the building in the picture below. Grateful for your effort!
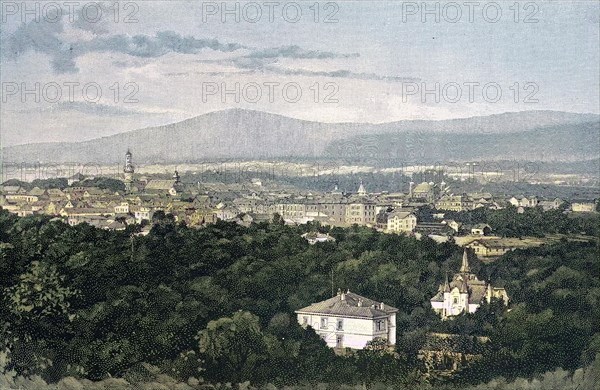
[415,222,453,236]
[345,201,376,226]
[571,200,597,213]
[538,198,564,211]
[469,224,491,236]
[509,196,538,208]
[301,232,336,245]
[296,290,398,350]
[144,171,182,196]
[123,150,135,192]
[410,182,440,203]
[465,239,523,257]
[430,250,508,319]
[435,195,466,212]
[387,211,417,234]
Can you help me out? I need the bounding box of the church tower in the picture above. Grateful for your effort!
[124,150,135,192]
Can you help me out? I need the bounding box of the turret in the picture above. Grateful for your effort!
[124,150,134,174]
[357,180,367,196]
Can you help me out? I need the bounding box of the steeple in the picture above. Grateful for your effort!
[124,150,134,173]
[357,180,366,196]
[460,248,471,273]
[443,272,450,293]
[123,150,135,193]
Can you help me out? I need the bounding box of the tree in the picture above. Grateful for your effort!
[198,311,267,383]
[5,261,77,321]
[3,261,78,377]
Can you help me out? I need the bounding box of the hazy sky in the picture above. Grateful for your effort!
[1,0,598,146]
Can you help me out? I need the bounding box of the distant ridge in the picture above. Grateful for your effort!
[3,109,599,164]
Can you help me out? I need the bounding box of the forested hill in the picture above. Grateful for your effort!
[0,209,598,388]
[3,109,599,164]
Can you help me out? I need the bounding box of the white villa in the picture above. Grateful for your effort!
[430,249,509,319]
[387,211,417,234]
[296,290,398,350]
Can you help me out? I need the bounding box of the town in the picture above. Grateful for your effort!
[2,150,597,244]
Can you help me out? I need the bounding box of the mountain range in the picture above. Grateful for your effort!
[3,109,599,164]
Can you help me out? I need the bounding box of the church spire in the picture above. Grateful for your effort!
[443,272,450,292]
[460,248,471,273]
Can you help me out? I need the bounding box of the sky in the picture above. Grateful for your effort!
[0,0,598,146]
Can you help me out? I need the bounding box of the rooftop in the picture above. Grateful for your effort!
[296,290,398,319]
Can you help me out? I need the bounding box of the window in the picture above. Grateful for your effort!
[453,297,458,304]
[337,319,343,331]
[336,335,343,348]
[302,316,308,325]
[376,320,386,331]
[321,317,328,329]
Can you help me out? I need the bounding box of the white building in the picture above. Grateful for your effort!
[387,211,417,233]
[509,196,538,208]
[295,290,398,350]
[430,250,508,319]
[134,207,153,223]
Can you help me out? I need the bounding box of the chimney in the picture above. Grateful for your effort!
[409,181,414,197]
[380,302,385,310]
[340,293,346,300]
[337,288,342,296]
[357,299,363,307]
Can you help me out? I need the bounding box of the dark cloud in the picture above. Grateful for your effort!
[2,13,247,73]
[2,12,362,74]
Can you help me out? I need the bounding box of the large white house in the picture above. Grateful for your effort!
[295,290,398,350]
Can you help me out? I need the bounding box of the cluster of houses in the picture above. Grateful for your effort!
[0,152,597,233]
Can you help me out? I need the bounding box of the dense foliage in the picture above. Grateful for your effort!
[0,209,598,388]
[440,205,599,237]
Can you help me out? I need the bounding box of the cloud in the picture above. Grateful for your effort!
[247,45,359,60]
[2,11,362,75]
[14,101,170,117]
[195,57,419,83]
[2,12,247,73]
[262,66,420,83]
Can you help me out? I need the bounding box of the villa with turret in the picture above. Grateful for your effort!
[430,250,509,319]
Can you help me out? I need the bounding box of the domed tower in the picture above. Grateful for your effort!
[124,150,135,192]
